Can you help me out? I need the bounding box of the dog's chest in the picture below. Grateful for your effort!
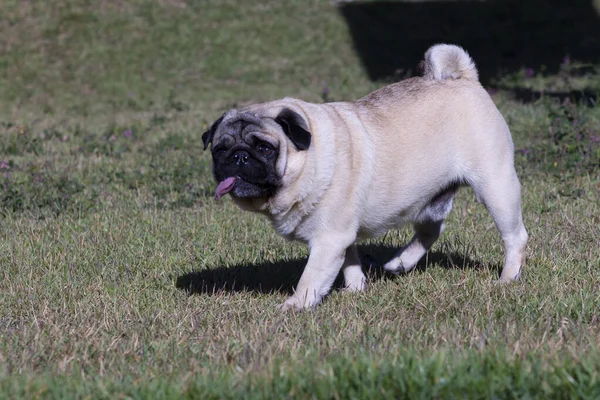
[269,208,314,243]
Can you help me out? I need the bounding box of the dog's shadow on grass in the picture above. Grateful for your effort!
[175,244,493,296]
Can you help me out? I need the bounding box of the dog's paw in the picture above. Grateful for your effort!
[279,293,320,311]
[382,259,406,275]
[342,278,367,293]
[279,297,303,312]
[495,269,521,284]
[343,268,367,292]
[495,274,520,285]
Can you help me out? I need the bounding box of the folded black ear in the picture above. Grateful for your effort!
[275,108,311,151]
[202,114,225,150]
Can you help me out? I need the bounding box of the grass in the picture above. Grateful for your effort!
[1,0,600,398]
[3,352,600,399]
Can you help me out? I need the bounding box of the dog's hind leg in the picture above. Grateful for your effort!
[384,184,459,274]
[470,167,528,282]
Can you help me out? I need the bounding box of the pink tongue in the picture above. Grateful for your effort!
[215,177,237,200]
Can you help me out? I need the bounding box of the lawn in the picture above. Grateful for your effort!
[1,0,599,398]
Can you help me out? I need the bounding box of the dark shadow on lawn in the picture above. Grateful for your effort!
[175,244,493,296]
[338,0,600,92]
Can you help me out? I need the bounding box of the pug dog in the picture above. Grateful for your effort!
[202,44,528,311]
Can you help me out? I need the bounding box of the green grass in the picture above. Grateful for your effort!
[3,352,600,399]
[1,0,600,398]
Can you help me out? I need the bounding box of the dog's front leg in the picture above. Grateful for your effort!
[342,245,367,292]
[281,237,352,311]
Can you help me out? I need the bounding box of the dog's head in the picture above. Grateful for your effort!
[202,107,311,201]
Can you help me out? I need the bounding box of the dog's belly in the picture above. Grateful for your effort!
[354,167,460,241]
[357,218,409,240]
[356,203,421,240]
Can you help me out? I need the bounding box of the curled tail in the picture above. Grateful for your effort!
[422,44,479,82]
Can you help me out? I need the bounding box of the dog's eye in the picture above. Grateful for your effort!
[257,143,274,157]
[213,146,227,155]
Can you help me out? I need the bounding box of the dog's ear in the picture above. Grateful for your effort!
[275,108,311,151]
[202,114,225,150]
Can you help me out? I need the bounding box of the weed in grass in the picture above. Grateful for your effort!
[513,98,600,176]
[546,99,600,171]
[0,123,43,156]
[0,165,89,217]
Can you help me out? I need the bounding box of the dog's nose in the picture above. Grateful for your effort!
[232,150,250,165]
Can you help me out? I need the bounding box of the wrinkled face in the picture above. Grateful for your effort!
[202,108,311,201]
[210,113,280,199]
